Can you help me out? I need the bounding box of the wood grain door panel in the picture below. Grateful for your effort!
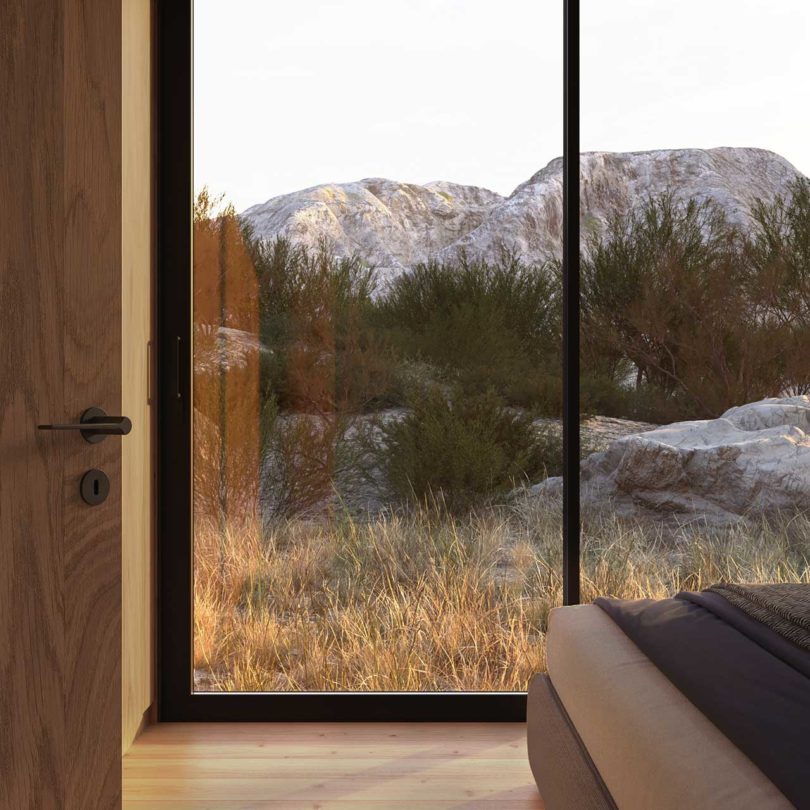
[0,1,122,808]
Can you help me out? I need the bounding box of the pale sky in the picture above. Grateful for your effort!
[195,0,810,212]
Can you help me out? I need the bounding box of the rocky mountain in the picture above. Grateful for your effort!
[241,148,806,281]
[242,178,503,283]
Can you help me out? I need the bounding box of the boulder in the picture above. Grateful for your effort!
[194,326,268,375]
[534,397,810,525]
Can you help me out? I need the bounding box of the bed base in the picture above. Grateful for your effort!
[526,673,617,810]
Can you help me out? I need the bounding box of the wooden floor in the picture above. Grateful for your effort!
[123,723,543,809]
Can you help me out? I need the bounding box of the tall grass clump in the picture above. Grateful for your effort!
[194,505,810,692]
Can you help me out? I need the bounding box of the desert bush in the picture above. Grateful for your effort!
[579,370,686,424]
[747,177,810,394]
[250,236,394,413]
[748,178,810,322]
[260,407,369,519]
[371,386,561,512]
[581,195,788,420]
[371,251,562,413]
[244,236,398,517]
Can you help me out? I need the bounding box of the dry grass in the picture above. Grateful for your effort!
[193,501,810,692]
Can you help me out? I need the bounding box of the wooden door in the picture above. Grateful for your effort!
[0,1,123,808]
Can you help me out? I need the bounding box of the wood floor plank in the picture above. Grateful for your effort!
[127,722,529,743]
[124,802,535,809]
[123,723,543,809]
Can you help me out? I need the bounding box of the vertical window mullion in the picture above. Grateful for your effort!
[562,0,581,606]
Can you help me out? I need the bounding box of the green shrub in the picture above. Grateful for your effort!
[581,194,789,420]
[371,252,562,413]
[249,236,395,413]
[373,386,561,512]
[580,371,690,424]
[747,178,810,395]
[748,177,810,321]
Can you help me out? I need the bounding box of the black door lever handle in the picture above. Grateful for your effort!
[38,407,132,443]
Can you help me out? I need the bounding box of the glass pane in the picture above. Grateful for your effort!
[580,0,810,599]
[192,0,563,692]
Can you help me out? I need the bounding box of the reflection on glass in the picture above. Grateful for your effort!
[579,0,810,601]
[192,0,563,692]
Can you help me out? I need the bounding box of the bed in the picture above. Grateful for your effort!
[526,584,810,810]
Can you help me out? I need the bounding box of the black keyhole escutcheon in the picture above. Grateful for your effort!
[80,469,109,506]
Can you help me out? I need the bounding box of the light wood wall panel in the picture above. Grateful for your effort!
[122,0,154,754]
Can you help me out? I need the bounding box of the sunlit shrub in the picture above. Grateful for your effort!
[581,194,799,420]
[371,251,562,413]
[372,386,561,512]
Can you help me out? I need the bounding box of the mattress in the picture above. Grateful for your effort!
[542,605,791,810]
[596,593,810,806]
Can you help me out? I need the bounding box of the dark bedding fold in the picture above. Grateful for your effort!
[595,596,810,810]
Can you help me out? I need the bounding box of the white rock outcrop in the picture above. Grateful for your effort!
[241,148,806,280]
[242,178,503,284]
[534,397,810,525]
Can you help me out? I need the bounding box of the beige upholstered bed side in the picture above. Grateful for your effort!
[542,605,791,810]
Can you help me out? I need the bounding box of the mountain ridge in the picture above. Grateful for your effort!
[241,147,806,280]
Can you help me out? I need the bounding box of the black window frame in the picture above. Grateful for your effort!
[157,0,580,722]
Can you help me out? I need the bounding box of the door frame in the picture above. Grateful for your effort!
[157,0,581,722]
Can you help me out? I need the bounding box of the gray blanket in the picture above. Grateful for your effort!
[708,583,810,651]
